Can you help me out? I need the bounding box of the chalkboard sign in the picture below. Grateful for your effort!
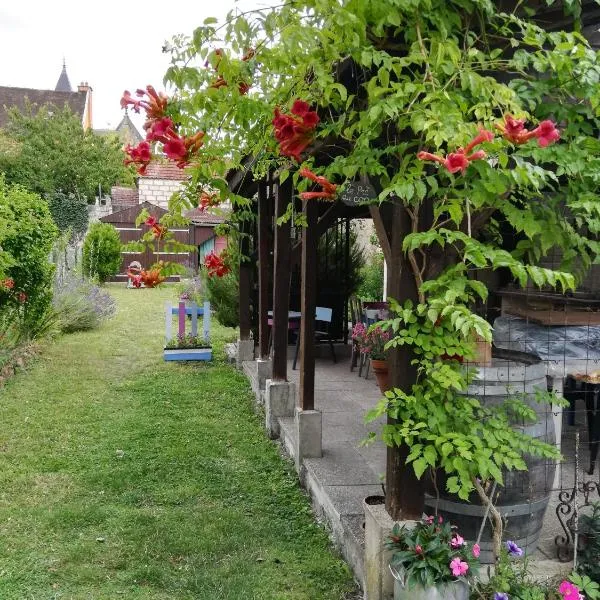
[340,180,377,206]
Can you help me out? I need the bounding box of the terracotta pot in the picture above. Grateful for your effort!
[370,358,390,393]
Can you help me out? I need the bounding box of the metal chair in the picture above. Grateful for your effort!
[292,306,337,370]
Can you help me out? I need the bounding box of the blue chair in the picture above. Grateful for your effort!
[292,306,336,370]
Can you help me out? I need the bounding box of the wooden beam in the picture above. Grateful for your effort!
[369,204,392,266]
[272,178,293,381]
[299,200,319,411]
[257,179,272,359]
[238,209,252,341]
[386,201,424,520]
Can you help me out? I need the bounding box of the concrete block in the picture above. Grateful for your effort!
[265,380,296,438]
[256,358,272,391]
[237,338,254,366]
[364,498,417,600]
[295,408,322,471]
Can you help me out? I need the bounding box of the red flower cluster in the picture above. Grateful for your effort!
[417,128,494,175]
[120,86,169,131]
[207,47,254,95]
[145,216,167,239]
[204,251,230,278]
[124,141,152,175]
[496,114,560,147]
[199,192,220,212]
[273,100,320,162]
[120,85,205,173]
[298,167,337,201]
[127,261,166,288]
[1,278,27,303]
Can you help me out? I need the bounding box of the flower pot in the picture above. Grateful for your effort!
[392,568,469,600]
[370,358,390,393]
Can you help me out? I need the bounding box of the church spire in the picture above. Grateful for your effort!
[55,58,72,92]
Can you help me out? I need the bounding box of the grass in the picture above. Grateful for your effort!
[0,285,356,600]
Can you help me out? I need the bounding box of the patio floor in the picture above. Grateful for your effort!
[241,349,598,590]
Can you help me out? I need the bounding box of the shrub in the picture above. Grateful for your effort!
[53,276,116,333]
[202,268,239,328]
[578,502,600,585]
[82,223,122,282]
[0,176,58,337]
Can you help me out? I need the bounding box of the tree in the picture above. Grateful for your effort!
[124,0,600,522]
[47,191,89,241]
[0,103,134,203]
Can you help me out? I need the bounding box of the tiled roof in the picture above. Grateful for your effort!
[185,207,227,224]
[111,186,139,206]
[139,162,190,180]
[0,86,87,129]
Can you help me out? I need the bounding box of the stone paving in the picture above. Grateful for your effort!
[239,349,599,592]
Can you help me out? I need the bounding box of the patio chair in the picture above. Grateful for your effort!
[292,306,336,370]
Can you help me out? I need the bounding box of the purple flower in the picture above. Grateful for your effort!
[494,593,509,600]
[506,541,523,557]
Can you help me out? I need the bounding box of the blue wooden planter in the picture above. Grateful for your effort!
[164,300,212,362]
[163,347,212,361]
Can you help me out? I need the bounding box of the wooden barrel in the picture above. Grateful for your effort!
[425,351,556,563]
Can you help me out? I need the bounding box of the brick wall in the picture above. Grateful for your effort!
[138,178,185,209]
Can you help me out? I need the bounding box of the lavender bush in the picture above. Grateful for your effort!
[53,276,116,333]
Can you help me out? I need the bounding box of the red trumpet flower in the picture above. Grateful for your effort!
[124,141,152,174]
[417,128,493,175]
[204,251,230,278]
[272,100,320,163]
[120,85,169,130]
[298,167,337,201]
[199,193,220,211]
[496,115,560,147]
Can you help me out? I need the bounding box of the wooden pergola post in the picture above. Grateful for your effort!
[257,179,272,360]
[385,201,425,520]
[271,177,293,381]
[298,200,319,410]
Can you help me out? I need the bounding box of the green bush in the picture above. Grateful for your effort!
[578,502,600,585]
[82,223,122,282]
[357,251,384,301]
[47,191,89,241]
[0,176,58,338]
[202,269,239,329]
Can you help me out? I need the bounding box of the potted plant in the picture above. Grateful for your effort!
[163,333,212,361]
[386,515,479,600]
[361,324,391,393]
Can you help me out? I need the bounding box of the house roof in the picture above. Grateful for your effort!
[115,112,143,145]
[100,200,166,224]
[0,86,87,129]
[140,162,190,180]
[185,207,228,225]
[111,186,139,206]
[55,61,72,92]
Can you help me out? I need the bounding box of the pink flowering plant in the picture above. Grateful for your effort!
[385,515,479,589]
[360,325,391,361]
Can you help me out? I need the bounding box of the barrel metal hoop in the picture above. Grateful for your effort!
[424,495,550,517]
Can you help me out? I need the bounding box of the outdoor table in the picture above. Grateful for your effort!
[563,372,600,475]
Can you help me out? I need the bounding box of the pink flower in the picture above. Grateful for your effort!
[533,120,560,147]
[424,515,434,525]
[451,534,465,548]
[449,557,469,577]
[415,544,423,555]
[163,135,187,161]
[472,543,480,558]
[558,581,581,600]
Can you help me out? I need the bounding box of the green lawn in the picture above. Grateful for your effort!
[0,285,356,600]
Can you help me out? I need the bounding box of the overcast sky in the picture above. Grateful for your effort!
[0,0,260,133]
